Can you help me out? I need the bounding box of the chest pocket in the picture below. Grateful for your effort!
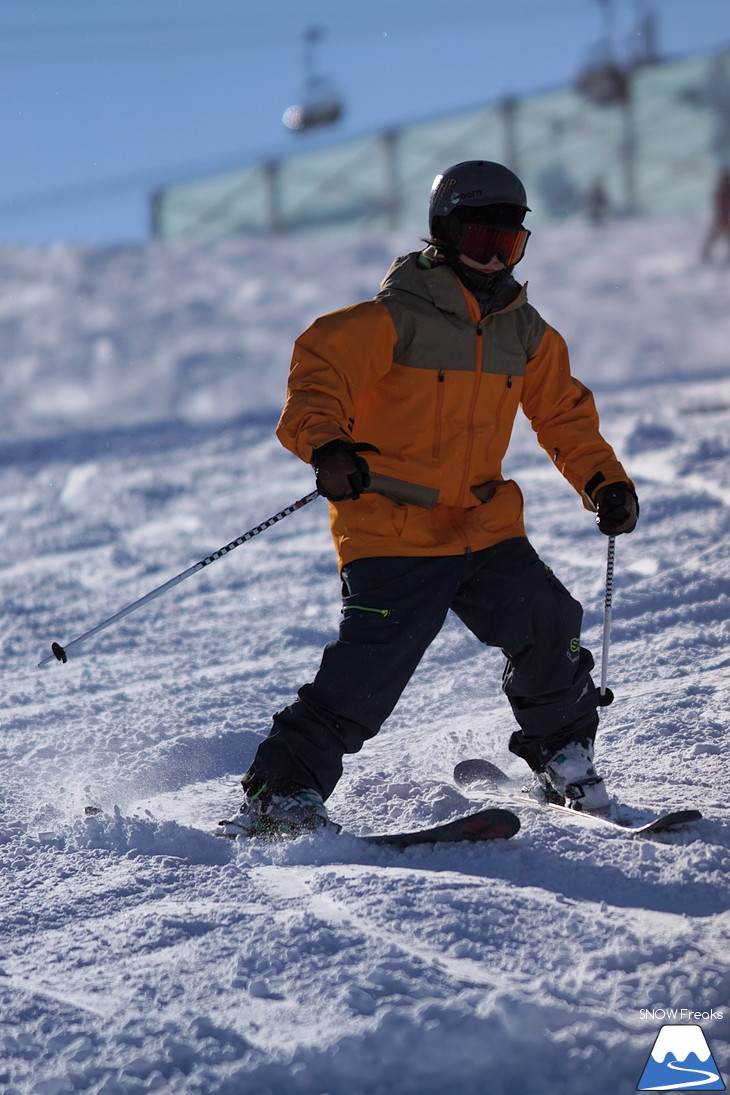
[480,315,528,377]
[391,300,476,374]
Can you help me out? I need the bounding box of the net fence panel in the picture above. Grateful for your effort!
[153,48,730,241]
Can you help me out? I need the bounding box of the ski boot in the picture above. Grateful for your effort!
[534,740,610,812]
[218,786,341,840]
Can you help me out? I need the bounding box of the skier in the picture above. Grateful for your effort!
[223,160,638,838]
[701,168,730,263]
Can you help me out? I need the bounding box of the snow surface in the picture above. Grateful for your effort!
[1,218,729,1094]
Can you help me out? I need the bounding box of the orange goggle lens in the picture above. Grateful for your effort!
[457,224,530,266]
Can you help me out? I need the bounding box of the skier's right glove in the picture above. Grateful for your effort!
[594,482,639,535]
[311,440,380,501]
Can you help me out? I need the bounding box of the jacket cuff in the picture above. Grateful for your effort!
[582,471,606,511]
[311,438,356,470]
[583,473,639,511]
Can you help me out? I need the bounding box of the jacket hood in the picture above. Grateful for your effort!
[377,248,527,320]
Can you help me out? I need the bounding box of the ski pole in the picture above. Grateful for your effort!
[597,535,616,706]
[38,488,321,668]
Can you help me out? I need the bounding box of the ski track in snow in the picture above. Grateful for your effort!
[0,220,729,1094]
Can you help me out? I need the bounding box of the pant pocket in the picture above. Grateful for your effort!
[340,602,400,644]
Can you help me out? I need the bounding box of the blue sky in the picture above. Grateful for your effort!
[0,0,727,243]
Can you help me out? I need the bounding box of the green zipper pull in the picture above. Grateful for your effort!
[346,604,391,618]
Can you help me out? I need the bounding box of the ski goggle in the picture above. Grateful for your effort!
[456,222,530,266]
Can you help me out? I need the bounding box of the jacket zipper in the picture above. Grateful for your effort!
[446,508,472,555]
[433,368,445,458]
[456,323,484,503]
[490,374,514,459]
[482,374,514,473]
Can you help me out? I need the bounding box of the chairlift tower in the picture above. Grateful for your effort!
[575,0,638,214]
[629,2,659,67]
[282,28,344,133]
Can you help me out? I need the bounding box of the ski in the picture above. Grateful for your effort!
[453,759,702,834]
[362,807,520,847]
[216,806,521,846]
[86,802,520,847]
[538,802,702,834]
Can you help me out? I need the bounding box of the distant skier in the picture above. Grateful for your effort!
[701,168,730,263]
[587,178,610,226]
[222,160,639,838]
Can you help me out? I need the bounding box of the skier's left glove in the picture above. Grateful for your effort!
[311,440,380,501]
[594,482,639,535]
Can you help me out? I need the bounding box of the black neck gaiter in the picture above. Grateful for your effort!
[451,259,512,315]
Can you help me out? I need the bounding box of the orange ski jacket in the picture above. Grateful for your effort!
[277,249,633,569]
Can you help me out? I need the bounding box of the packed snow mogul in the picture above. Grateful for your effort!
[223,160,639,839]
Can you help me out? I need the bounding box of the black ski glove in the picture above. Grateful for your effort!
[311,440,380,501]
[594,482,639,536]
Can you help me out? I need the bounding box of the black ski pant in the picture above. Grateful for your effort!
[244,537,600,801]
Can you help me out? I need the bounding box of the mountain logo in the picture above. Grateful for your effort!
[637,1024,725,1090]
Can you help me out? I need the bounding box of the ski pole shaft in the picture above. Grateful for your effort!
[38,488,321,668]
[598,535,616,705]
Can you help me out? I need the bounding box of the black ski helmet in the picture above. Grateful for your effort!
[429,160,529,237]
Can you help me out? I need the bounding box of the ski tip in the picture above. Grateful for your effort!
[641,808,703,833]
[462,808,521,841]
[453,759,511,787]
[367,807,521,847]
